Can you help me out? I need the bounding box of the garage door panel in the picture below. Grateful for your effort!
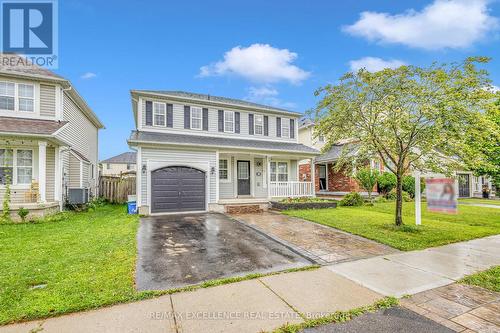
[151,166,206,213]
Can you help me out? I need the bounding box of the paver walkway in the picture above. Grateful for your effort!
[232,212,397,264]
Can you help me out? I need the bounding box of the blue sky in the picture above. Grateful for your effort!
[54,0,500,160]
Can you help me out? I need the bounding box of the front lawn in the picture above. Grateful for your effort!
[459,198,500,206]
[460,266,500,292]
[285,202,500,251]
[0,205,143,325]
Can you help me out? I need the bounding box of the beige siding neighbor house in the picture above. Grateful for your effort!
[100,152,136,176]
[128,91,319,215]
[0,54,104,218]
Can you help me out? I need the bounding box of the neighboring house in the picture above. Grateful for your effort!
[298,119,495,198]
[0,54,104,217]
[127,91,319,215]
[100,152,136,176]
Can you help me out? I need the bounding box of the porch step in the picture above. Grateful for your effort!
[225,204,265,214]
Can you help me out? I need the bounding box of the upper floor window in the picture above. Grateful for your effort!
[0,82,35,112]
[126,164,132,170]
[255,114,263,135]
[224,110,234,133]
[153,102,166,126]
[106,163,111,170]
[281,118,290,138]
[191,107,202,130]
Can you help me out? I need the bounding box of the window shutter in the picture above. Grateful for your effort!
[184,106,190,129]
[145,101,153,126]
[249,114,254,135]
[202,108,209,131]
[290,119,295,138]
[218,110,224,132]
[264,116,269,136]
[235,112,240,133]
[166,104,173,128]
[276,117,281,137]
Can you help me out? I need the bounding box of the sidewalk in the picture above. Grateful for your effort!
[2,235,499,333]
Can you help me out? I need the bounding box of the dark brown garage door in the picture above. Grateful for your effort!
[151,166,206,213]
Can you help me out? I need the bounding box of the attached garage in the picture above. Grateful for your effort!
[151,166,206,213]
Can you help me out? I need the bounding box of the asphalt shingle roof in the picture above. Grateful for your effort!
[0,116,68,135]
[316,144,359,162]
[101,152,137,164]
[129,131,319,155]
[0,53,64,80]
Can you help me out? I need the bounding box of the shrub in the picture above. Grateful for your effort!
[374,196,388,203]
[402,176,426,198]
[17,207,29,223]
[339,192,364,206]
[386,189,412,202]
[354,167,379,201]
[377,172,397,195]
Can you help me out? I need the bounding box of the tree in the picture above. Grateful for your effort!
[314,57,497,226]
[354,166,379,201]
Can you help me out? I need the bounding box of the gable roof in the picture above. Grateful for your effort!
[316,143,360,163]
[128,131,319,155]
[0,53,104,129]
[101,152,137,164]
[131,90,302,117]
[0,116,68,135]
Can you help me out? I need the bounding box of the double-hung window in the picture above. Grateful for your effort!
[191,107,202,130]
[224,111,234,133]
[0,82,15,111]
[270,161,288,182]
[153,102,166,126]
[254,114,263,135]
[0,148,33,185]
[18,84,34,112]
[281,118,290,138]
[219,159,230,181]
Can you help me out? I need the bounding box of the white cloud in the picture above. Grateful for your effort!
[245,86,296,109]
[343,0,499,50]
[199,44,310,84]
[349,57,407,72]
[81,72,97,80]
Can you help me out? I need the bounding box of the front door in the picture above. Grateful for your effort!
[237,161,251,195]
[319,165,327,190]
[458,174,471,198]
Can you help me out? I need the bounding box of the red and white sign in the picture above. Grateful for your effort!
[425,178,458,214]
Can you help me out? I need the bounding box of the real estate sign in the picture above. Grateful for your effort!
[425,178,458,214]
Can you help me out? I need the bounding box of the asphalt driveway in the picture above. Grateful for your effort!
[135,213,311,290]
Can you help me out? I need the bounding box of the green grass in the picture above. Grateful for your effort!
[460,266,500,292]
[285,202,500,251]
[0,206,320,325]
[459,198,500,206]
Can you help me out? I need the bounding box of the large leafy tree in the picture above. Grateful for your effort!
[314,57,498,226]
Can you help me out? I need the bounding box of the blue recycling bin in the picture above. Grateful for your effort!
[127,201,137,214]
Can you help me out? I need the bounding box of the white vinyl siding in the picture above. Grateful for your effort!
[46,147,55,201]
[68,153,81,188]
[140,99,298,143]
[40,84,56,117]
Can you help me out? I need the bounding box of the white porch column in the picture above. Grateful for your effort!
[266,155,271,199]
[38,141,47,203]
[310,158,315,197]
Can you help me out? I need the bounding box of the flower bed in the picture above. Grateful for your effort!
[271,198,337,210]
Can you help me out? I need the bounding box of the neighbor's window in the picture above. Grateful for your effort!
[281,118,290,138]
[219,159,229,180]
[191,107,202,130]
[224,110,234,133]
[0,149,13,185]
[16,150,33,184]
[255,114,263,135]
[270,161,288,182]
[18,84,34,112]
[318,135,325,143]
[107,163,111,170]
[0,82,15,111]
[127,164,131,170]
[153,102,166,126]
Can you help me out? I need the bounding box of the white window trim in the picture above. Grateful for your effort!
[191,106,203,130]
[224,110,235,133]
[219,158,231,183]
[152,102,166,127]
[281,118,290,138]
[0,81,36,114]
[254,114,264,136]
[0,148,34,187]
[270,161,289,182]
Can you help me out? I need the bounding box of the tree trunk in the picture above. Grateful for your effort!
[395,174,403,226]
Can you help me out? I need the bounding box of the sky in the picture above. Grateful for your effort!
[54,0,500,160]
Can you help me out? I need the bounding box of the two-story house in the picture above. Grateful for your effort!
[127,91,319,215]
[99,152,137,176]
[0,54,104,218]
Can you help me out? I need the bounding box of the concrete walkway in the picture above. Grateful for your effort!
[329,235,500,297]
[460,203,500,209]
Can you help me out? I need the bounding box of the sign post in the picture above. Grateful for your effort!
[415,170,421,226]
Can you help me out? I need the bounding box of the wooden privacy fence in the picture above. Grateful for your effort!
[99,175,136,204]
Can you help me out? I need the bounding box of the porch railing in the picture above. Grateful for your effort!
[270,181,314,198]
